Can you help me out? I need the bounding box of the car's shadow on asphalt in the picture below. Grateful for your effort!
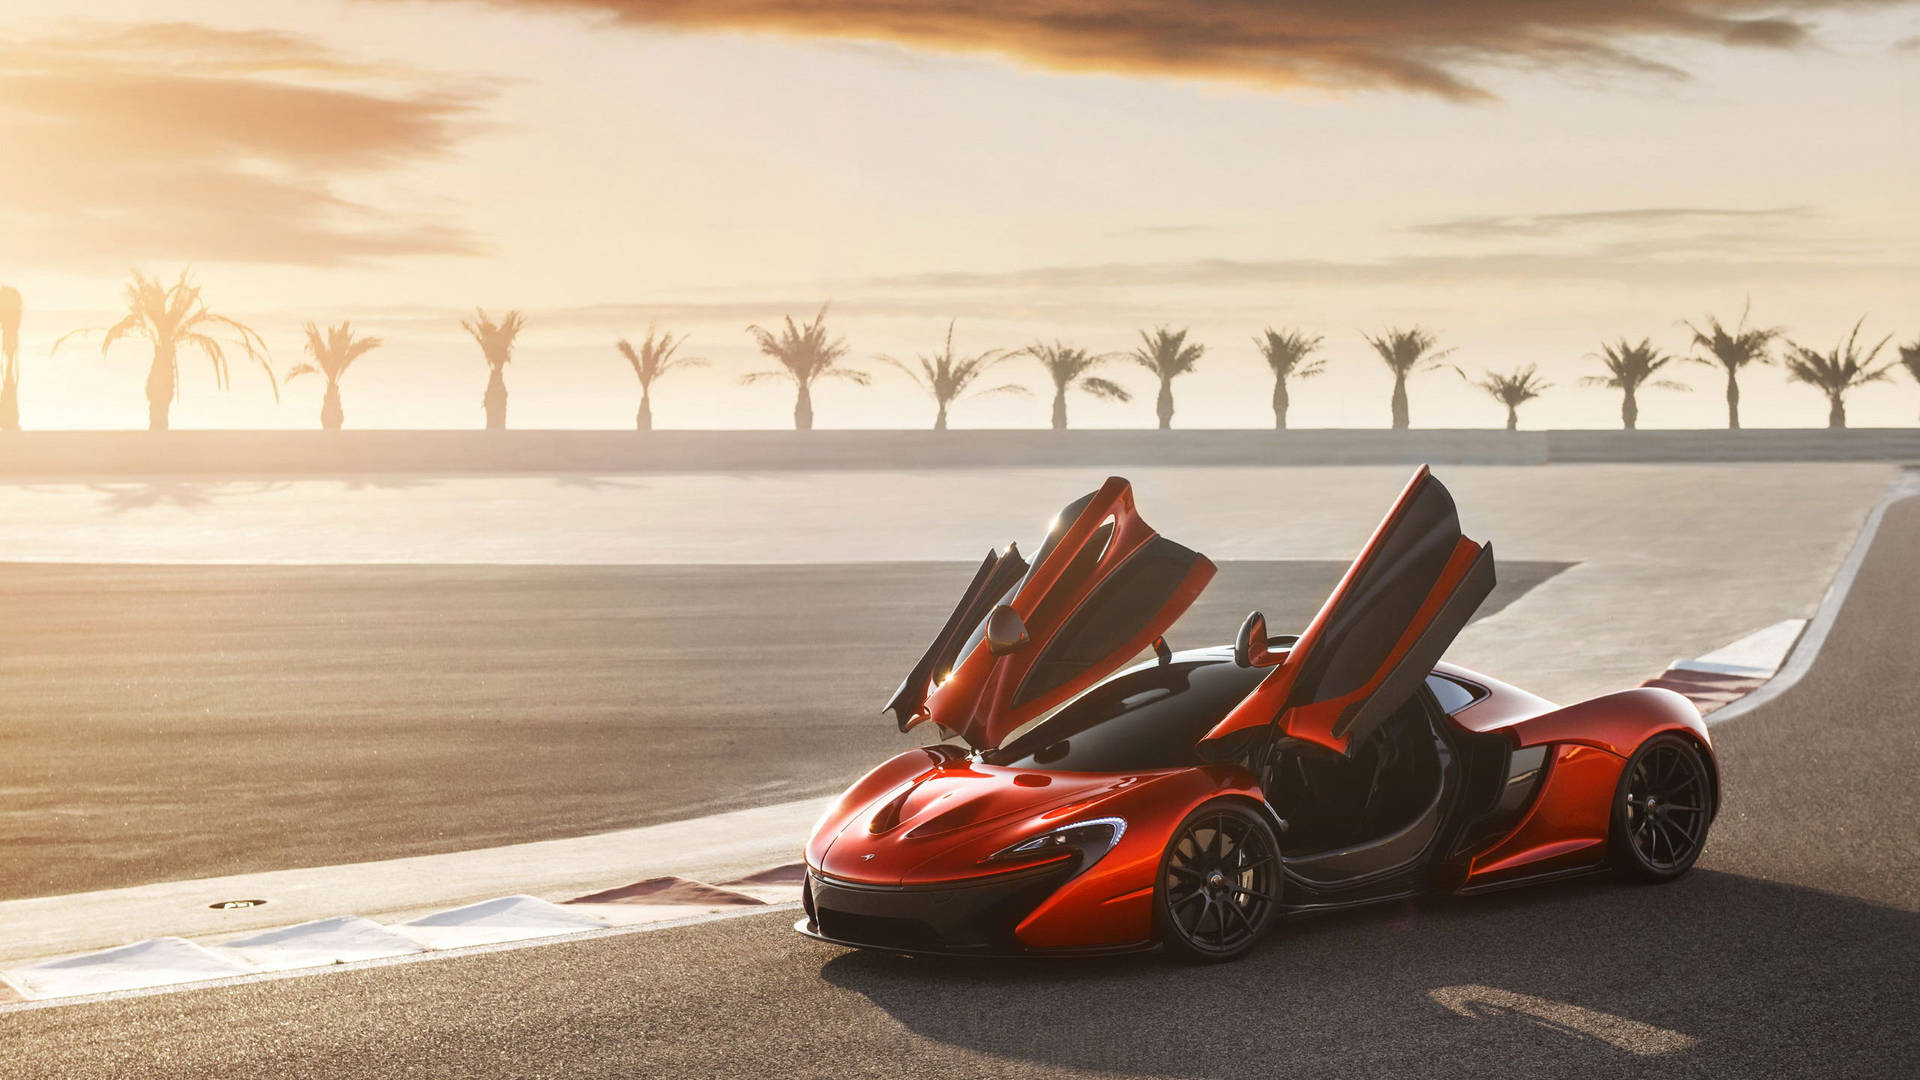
[816,870,1918,1078]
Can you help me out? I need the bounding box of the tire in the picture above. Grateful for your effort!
[1608,734,1713,883]
[1155,800,1281,963]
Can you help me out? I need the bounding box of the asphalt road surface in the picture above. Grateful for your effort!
[4,498,1915,1078]
[0,559,1566,898]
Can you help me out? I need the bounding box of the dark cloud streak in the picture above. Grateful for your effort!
[455,0,1903,99]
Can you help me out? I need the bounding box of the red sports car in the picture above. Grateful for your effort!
[797,467,1719,961]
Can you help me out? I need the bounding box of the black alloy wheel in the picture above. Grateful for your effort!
[1156,801,1281,962]
[1609,734,1714,882]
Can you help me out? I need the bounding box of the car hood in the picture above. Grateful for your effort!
[811,756,1159,886]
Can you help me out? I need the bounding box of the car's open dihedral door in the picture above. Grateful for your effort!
[1202,466,1495,756]
[885,476,1216,751]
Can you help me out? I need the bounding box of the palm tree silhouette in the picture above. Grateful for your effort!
[0,286,20,431]
[1457,364,1551,431]
[1130,326,1204,430]
[462,309,524,430]
[1362,326,1453,430]
[1898,337,1920,422]
[743,304,867,430]
[877,321,1026,430]
[1582,338,1687,430]
[1252,327,1324,430]
[287,322,381,430]
[1685,300,1781,430]
[1782,318,1893,429]
[1022,341,1131,429]
[56,271,274,431]
[617,328,705,431]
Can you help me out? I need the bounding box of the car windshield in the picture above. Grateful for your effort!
[984,657,1267,772]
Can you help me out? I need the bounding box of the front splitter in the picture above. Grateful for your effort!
[793,918,1155,959]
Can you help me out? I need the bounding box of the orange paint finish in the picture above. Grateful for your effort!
[806,751,1248,900]
[804,746,964,876]
[1201,465,1487,753]
[910,476,1215,750]
[1277,535,1482,754]
[1013,767,1265,949]
[1499,686,1712,759]
[1462,744,1623,886]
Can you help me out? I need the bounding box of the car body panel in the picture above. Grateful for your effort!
[889,476,1216,750]
[1011,768,1264,950]
[1203,466,1494,755]
[800,468,1720,958]
[1459,743,1622,885]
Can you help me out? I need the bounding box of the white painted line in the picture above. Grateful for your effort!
[1674,618,1806,677]
[396,895,609,950]
[221,916,424,972]
[1709,474,1920,728]
[0,903,799,1015]
[1666,658,1775,678]
[6,938,254,1000]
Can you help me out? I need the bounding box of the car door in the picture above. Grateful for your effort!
[885,476,1216,751]
[1203,466,1495,755]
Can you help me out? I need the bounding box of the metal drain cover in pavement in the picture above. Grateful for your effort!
[208,899,268,910]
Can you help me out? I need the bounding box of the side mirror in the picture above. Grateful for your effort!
[1234,611,1281,668]
[985,604,1029,656]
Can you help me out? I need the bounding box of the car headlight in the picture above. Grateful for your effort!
[987,816,1127,872]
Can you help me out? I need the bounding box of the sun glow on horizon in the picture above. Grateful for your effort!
[0,1,1915,431]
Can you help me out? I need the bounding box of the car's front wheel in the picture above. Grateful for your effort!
[1155,800,1280,962]
[1608,734,1714,882]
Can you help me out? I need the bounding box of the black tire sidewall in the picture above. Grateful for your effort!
[1155,799,1279,963]
[1608,733,1711,882]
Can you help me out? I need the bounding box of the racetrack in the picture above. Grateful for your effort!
[0,558,1566,899]
[5,494,1914,1079]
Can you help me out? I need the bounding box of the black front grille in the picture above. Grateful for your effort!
[805,862,1077,954]
[815,910,942,951]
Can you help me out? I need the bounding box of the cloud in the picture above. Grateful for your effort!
[451,0,1897,99]
[1411,206,1812,238]
[857,246,1911,293]
[0,21,490,268]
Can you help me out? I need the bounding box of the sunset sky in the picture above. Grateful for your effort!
[2,0,1917,430]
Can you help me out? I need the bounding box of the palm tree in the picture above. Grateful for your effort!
[742,303,867,430]
[1898,337,1920,422]
[461,309,524,430]
[1458,364,1551,431]
[877,321,1026,430]
[286,322,381,430]
[1684,301,1781,430]
[1130,326,1204,430]
[1252,328,1324,430]
[1362,326,1453,430]
[56,271,274,431]
[1582,338,1687,430]
[1781,318,1893,429]
[617,328,705,431]
[1023,341,1131,429]
[0,286,20,431]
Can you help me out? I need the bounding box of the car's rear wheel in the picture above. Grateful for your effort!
[1156,800,1280,963]
[1609,734,1713,882]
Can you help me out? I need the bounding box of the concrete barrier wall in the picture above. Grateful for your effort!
[1546,428,1920,462]
[0,428,1913,477]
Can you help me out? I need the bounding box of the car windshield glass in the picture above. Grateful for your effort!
[985,658,1266,772]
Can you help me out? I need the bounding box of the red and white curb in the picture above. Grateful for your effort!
[0,867,802,1005]
[1641,618,1806,716]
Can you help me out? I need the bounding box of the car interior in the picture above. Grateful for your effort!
[1261,688,1452,860]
